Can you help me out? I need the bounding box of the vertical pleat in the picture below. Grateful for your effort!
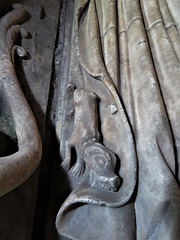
[117,0,134,126]
[123,0,167,137]
[141,0,180,180]
[123,0,180,239]
[78,0,105,78]
[95,0,119,90]
[166,0,180,35]
[157,0,180,61]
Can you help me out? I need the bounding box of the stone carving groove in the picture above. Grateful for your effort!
[0,4,42,197]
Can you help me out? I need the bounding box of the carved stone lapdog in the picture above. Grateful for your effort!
[61,88,120,192]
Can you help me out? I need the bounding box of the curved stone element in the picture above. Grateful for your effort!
[0,4,42,197]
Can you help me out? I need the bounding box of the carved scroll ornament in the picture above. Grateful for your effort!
[0,4,42,197]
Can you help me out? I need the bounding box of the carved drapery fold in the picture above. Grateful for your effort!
[56,0,180,239]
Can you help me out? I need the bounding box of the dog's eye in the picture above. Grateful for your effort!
[95,157,106,169]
